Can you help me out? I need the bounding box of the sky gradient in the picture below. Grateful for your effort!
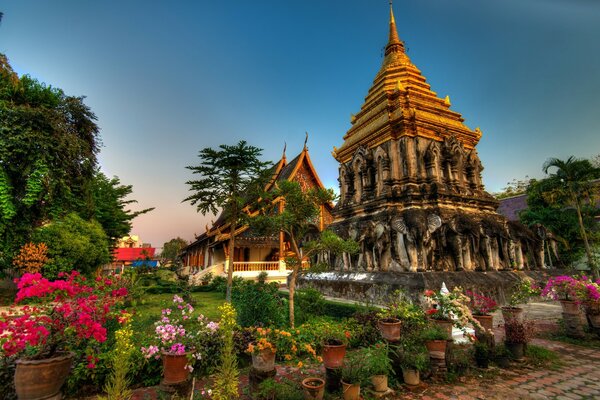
[1,0,599,250]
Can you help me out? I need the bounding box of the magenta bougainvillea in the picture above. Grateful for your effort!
[0,271,128,361]
[465,290,498,315]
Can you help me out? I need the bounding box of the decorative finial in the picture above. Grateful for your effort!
[444,95,451,106]
[385,1,404,55]
[282,142,287,160]
[304,132,309,151]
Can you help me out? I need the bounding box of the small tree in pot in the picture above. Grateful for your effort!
[503,318,536,360]
[363,343,393,392]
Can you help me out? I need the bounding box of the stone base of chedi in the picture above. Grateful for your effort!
[330,206,547,273]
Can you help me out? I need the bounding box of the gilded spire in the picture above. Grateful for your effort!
[385,2,405,56]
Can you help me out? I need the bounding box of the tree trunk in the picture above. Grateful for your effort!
[289,236,302,329]
[226,227,236,303]
[574,197,597,279]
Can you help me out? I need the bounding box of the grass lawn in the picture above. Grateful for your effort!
[131,291,225,335]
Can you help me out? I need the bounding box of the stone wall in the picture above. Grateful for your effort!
[296,270,553,306]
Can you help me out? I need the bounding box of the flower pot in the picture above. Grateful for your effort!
[473,314,494,334]
[560,300,581,315]
[501,306,523,322]
[505,342,524,360]
[475,354,489,369]
[14,352,74,400]
[370,374,388,392]
[494,355,511,368]
[341,381,360,400]
[251,348,276,372]
[377,318,401,342]
[431,318,453,340]
[162,352,191,384]
[402,369,420,386]
[322,341,347,369]
[301,377,325,400]
[424,339,447,360]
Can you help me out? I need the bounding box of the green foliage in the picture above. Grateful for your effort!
[493,177,532,199]
[341,349,369,385]
[0,356,16,400]
[83,173,153,244]
[0,56,148,274]
[399,344,429,372]
[212,303,239,400]
[161,237,188,264]
[525,344,562,368]
[294,288,326,324]
[255,378,304,400]
[363,343,393,376]
[32,213,110,277]
[420,323,447,341]
[521,156,600,270]
[231,278,287,327]
[98,319,135,400]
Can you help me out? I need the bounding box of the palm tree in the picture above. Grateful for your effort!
[543,156,600,277]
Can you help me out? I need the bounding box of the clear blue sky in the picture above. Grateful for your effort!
[1,0,599,249]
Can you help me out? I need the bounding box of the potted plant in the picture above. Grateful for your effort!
[473,340,491,368]
[245,327,280,372]
[363,343,393,392]
[502,279,540,321]
[503,318,535,360]
[399,347,429,386]
[541,275,580,311]
[425,287,482,338]
[141,294,200,383]
[466,290,498,334]
[301,377,325,400]
[578,281,600,333]
[376,308,402,342]
[0,272,128,400]
[340,351,367,400]
[321,329,351,369]
[493,344,511,368]
[421,323,448,360]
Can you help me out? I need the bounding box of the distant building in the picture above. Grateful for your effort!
[181,145,333,284]
[104,235,158,274]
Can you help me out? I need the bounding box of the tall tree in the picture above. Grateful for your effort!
[82,171,154,244]
[161,237,188,265]
[251,180,358,328]
[184,141,270,302]
[0,55,100,271]
[542,156,600,277]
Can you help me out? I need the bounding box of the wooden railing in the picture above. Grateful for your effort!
[232,262,280,272]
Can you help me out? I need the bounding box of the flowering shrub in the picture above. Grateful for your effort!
[541,276,579,301]
[508,279,541,306]
[246,327,304,363]
[578,281,600,315]
[424,287,482,332]
[465,291,498,315]
[141,295,200,371]
[0,271,128,360]
[503,318,536,345]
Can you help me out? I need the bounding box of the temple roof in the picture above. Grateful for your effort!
[333,5,482,163]
[203,143,331,241]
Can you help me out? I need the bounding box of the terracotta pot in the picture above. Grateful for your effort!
[370,374,388,392]
[505,342,524,360]
[322,340,346,369]
[14,352,74,400]
[560,300,581,315]
[501,306,523,322]
[402,369,420,386]
[301,377,325,400]
[473,314,494,333]
[162,352,191,384]
[377,318,401,342]
[251,348,276,372]
[431,318,453,340]
[341,381,360,400]
[424,339,447,360]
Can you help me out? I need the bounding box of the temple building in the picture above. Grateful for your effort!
[329,6,546,273]
[182,144,333,283]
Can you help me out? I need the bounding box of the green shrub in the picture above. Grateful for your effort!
[294,288,326,324]
[210,276,227,293]
[232,279,286,327]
